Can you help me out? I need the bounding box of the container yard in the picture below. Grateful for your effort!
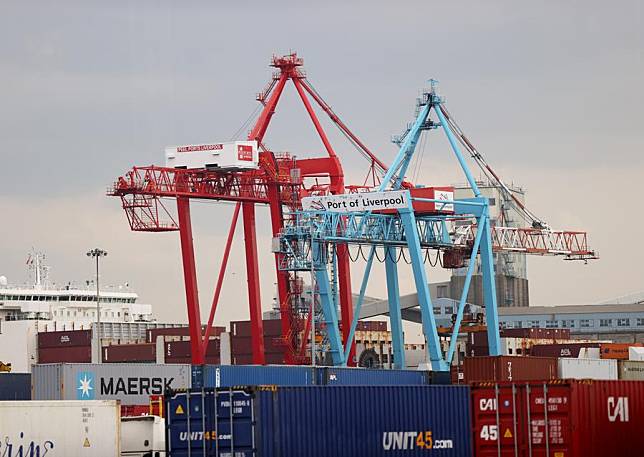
[2,2,643,456]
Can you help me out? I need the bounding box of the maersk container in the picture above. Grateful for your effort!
[32,363,191,404]
[472,380,644,457]
[166,385,472,456]
[0,400,120,456]
[0,373,31,400]
[316,367,429,385]
[200,365,315,388]
[557,358,618,380]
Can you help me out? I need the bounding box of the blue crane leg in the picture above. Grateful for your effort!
[479,210,502,354]
[399,206,448,372]
[385,246,406,369]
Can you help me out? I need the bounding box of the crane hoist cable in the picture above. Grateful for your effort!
[230,103,263,141]
[438,104,548,229]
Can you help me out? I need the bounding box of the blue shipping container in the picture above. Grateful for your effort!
[166,385,473,457]
[200,365,315,387]
[317,367,429,385]
[0,373,31,400]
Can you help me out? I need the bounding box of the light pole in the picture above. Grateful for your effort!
[87,248,107,363]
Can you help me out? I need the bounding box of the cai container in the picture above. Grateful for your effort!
[471,380,644,457]
[463,356,558,383]
[557,358,618,380]
[32,363,191,404]
[0,373,31,400]
[200,365,314,388]
[165,385,472,457]
[316,367,429,385]
[0,400,120,456]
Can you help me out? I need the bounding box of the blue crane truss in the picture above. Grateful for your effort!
[277,83,501,371]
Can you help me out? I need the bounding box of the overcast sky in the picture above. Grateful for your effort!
[1,1,642,335]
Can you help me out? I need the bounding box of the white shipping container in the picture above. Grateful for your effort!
[629,346,644,361]
[121,416,165,457]
[0,400,120,456]
[165,140,258,170]
[557,358,618,380]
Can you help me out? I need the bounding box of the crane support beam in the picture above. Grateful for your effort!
[176,197,205,365]
[242,202,266,364]
[385,246,406,369]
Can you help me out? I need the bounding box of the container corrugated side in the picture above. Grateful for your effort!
[0,400,120,455]
[317,367,429,385]
[33,363,191,403]
[463,356,558,382]
[0,373,31,400]
[256,386,472,456]
[166,386,472,457]
[557,358,618,380]
[202,365,314,387]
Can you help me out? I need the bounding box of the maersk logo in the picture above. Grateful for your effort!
[77,371,95,399]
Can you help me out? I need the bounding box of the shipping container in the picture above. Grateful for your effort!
[199,365,315,388]
[500,328,571,339]
[166,340,220,359]
[463,356,558,383]
[618,360,644,380]
[471,380,644,457]
[121,415,165,456]
[230,319,283,337]
[600,342,643,360]
[530,342,600,358]
[232,353,285,365]
[32,363,191,404]
[103,343,156,363]
[557,358,618,380]
[630,346,644,361]
[165,140,258,170]
[166,385,472,457]
[37,329,92,348]
[146,326,224,343]
[38,345,92,363]
[0,373,31,400]
[316,367,429,385]
[0,400,120,456]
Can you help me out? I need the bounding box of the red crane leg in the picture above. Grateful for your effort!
[336,245,355,366]
[242,202,266,364]
[202,202,241,354]
[267,183,294,363]
[176,197,205,365]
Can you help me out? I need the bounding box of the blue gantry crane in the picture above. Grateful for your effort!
[277,81,595,372]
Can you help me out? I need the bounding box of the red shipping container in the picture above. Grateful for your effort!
[103,343,156,363]
[38,329,92,348]
[230,319,283,337]
[38,345,91,363]
[146,326,225,343]
[165,340,220,359]
[463,356,558,383]
[501,328,571,340]
[165,356,220,365]
[231,335,284,356]
[530,342,600,358]
[232,353,286,365]
[472,380,644,457]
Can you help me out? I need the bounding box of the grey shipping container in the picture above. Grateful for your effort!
[618,360,644,380]
[166,385,472,457]
[32,363,191,404]
[0,373,31,400]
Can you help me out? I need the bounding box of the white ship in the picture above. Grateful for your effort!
[0,251,152,325]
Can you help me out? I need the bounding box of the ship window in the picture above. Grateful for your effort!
[117,312,121,317]
[66,311,70,317]
[18,295,25,300]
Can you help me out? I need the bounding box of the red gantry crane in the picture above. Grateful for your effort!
[109,53,387,365]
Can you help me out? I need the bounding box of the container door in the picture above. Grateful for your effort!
[472,384,521,457]
[524,384,572,457]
